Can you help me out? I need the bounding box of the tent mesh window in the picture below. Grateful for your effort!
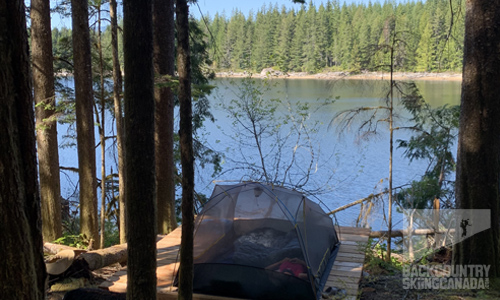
[186,182,340,300]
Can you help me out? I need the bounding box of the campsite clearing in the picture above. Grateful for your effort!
[100,225,370,300]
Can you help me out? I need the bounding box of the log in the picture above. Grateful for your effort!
[77,244,128,271]
[369,228,455,238]
[327,191,387,215]
[44,242,80,255]
[47,235,167,271]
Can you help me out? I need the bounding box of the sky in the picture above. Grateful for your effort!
[50,0,393,29]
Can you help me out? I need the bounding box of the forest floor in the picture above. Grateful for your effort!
[45,247,500,299]
[215,70,463,82]
[46,264,121,300]
[358,274,500,300]
[358,246,500,300]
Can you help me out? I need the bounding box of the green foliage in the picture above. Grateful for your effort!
[364,238,403,275]
[54,233,90,249]
[52,27,73,73]
[396,83,459,208]
[199,0,465,73]
[102,220,120,247]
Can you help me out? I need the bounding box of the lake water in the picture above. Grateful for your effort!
[57,77,461,230]
[197,78,461,228]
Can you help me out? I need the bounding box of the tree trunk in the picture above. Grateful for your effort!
[71,0,99,249]
[31,0,62,242]
[123,0,157,298]
[177,1,195,299]
[96,4,107,250]
[386,44,394,262]
[0,0,46,297]
[110,0,127,244]
[154,0,177,235]
[454,0,500,277]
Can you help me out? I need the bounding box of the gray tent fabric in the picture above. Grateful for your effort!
[188,182,340,300]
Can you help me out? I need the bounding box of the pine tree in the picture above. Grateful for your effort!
[32,0,62,242]
[72,0,99,249]
[290,6,307,71]
[276,8,295,72]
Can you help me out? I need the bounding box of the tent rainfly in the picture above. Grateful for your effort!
[186,182,340,300]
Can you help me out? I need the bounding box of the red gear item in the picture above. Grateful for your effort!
[278,260,307,277]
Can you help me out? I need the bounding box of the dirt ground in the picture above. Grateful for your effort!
[357,246,500,300]
[359,273,500,300]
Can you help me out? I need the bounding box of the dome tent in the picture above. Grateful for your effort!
[189,182,340,299]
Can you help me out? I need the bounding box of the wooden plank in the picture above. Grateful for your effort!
[339,234,370,243]
[336,252,366,260]
[106,281,127,293]
[325,275,360,284]
[99,280,117,289]
[157,242,180,249]
[329,269,362,278]
[157,255,179,262]
[336,226,371,236]
[332,264,363,272]
[333,261,363,268]
[335,256,366,263]
[325,281,359,291]
[339,240,363,246]
[339,244,366,254]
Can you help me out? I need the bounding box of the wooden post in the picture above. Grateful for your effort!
[433,198,440,249]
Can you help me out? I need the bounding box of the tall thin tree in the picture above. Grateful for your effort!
[154,0,177,235]
[94,0,107,249]
[110,0,127,244]
[123,0,157,298]
[0,0,46,297]
[454,0,500,277]
[31,0,62,241]
[177,0,195,299]
[71,0,99,249]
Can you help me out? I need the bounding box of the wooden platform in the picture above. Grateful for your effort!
[327,226,371,300]
[101,226,370,300]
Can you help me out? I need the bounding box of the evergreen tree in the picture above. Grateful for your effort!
[275,8,295,71]
[32,0,62,242]
[72,0,99,249]
[1,0,46,297]
[290,6,307,71]
[123,0,157,297]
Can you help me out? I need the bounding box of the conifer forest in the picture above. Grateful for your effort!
[201,0,464,73]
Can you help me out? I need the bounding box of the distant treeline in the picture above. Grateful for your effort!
[198,0,464,73]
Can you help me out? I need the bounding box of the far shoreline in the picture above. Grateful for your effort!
[215,71,463,82]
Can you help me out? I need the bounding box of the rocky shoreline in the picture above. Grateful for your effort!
[215,70,462,82]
